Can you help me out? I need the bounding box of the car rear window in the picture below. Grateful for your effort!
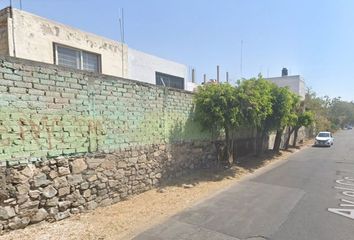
[318,133,330,137]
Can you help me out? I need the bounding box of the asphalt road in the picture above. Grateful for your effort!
[133,130,354,240]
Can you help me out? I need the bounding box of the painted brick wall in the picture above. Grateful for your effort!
[0,57,210,165]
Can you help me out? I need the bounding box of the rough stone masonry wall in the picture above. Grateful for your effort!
[0,56,215,231]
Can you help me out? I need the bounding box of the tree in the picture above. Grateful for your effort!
[284,110,314,149]
[194,83,240,165]
[304,89,331,132]
[265,86,299,152]
[236,75,274,155]
[292,111,314,147]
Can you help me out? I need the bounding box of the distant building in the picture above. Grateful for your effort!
[0,7,197,91]
[265,68,306,99]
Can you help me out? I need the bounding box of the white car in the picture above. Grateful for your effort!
[314,132,334,147]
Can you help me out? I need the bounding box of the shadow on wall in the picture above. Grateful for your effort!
[158,108,218,183]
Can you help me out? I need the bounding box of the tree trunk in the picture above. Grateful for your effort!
[260,130,267,155]
[292,127,299,147]
[284,127,295,150]
[273,128,283,152]
[255,128,264,156]
[224,127,234,166]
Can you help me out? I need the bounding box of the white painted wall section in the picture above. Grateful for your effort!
[9,8,128,77]
[128,48,189,86]
[3,7,194,91]
[265,75,306,99]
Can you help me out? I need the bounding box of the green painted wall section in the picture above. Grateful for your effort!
[0,58,211,164]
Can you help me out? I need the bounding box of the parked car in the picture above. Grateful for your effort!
[343,125,352,130]
[314,132,334,147]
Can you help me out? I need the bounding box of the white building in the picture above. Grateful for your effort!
[265,68,306,100]
[0,7,197,91]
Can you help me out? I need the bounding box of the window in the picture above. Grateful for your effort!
[54,44,101,73]
[156,72,184,90]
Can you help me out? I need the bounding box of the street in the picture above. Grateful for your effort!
[134,130,354,240]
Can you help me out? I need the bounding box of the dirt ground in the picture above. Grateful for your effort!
[0,143,311,240]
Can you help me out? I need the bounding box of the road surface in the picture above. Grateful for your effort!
[134,130,354,240]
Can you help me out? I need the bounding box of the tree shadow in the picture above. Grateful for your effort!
[235,150,282,172]
[157,110,284,189]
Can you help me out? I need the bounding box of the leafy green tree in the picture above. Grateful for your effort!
[305,89,331,132]
[266,86,299,152]
[292,111,314,147]
[236,75,274,155]
[284,110,314,149]
[194,83,240,165]
[328,97,354,129]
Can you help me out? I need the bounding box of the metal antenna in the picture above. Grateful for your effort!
[119,8,125,43]
[119,8,126,78]
[122,8,125,43]
[119,18,123,42]
[240,40,243,78]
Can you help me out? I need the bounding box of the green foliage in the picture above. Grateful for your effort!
[236,75,274,130]
[266,86,299,132]
[296,111,314,128]
[194,77,318,156]
[305,89,354,131]
[194,83,240,133]
[194,83,241,164]
[328,97,354,128]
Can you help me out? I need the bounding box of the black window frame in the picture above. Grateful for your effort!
[155,72,184,90]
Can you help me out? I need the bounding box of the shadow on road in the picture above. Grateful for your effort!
[158,148,298,189]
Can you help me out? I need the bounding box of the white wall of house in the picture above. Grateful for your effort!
[265,75,306,99]
[6,8,128,77]
[0,7,194,91]
[128,48,189,86]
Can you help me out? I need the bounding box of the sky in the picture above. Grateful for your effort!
[1,0,354,101]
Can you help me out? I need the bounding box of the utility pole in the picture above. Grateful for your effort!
[203,74,207,84]
[226,72,229,83]
[217,65,220,83]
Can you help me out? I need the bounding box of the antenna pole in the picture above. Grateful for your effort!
[119,9,125,78]
[122,8,125,43]
[240,40,243,78]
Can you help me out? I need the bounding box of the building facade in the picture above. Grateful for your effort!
[0,7,197,91]
[265,68,306,100]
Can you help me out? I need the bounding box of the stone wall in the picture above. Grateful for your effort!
[0,56,216,232]
[0,142,215,231]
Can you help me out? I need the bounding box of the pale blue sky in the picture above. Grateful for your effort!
[2,0,354,100]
